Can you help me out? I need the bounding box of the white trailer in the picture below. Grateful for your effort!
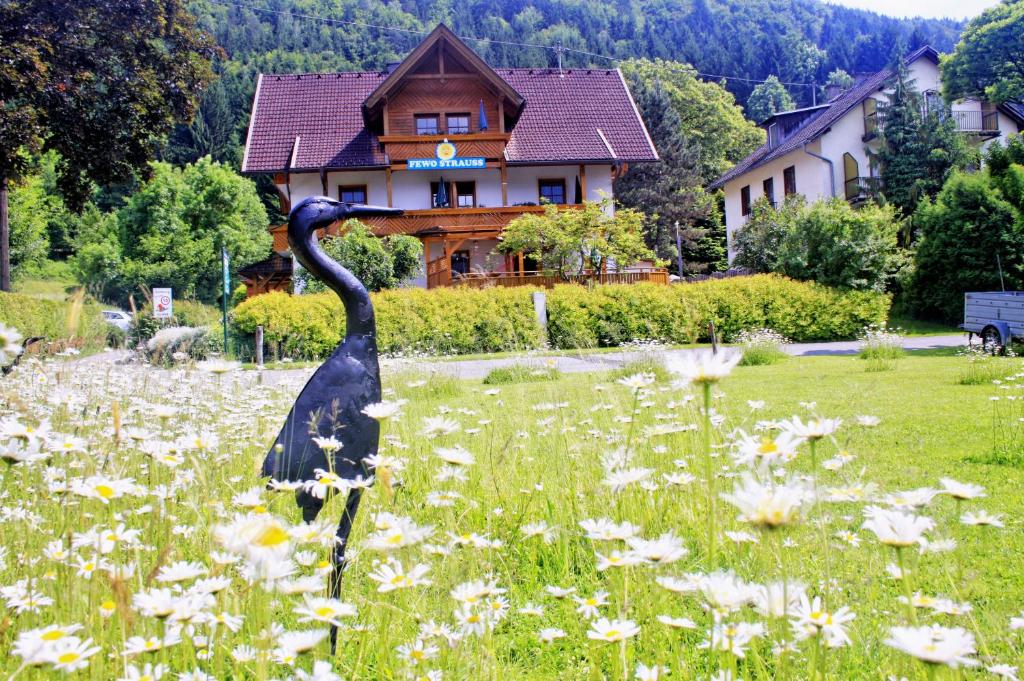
[961,291,1024,349]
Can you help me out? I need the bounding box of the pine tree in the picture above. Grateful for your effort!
[615,76,719,274]
[873,51,977,226]
[873,53,924,217]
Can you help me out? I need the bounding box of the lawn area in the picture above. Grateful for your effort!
[11,276,79,301]
[1,353,1021,679]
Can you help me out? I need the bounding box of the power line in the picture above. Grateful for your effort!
[208,0,818,88]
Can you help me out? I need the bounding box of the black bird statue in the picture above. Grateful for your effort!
[261,196,402,644]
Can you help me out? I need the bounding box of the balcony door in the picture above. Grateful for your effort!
[843,153,860,200]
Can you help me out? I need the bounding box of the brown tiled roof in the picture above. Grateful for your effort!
[710,46,939,190]
[242,68,657,173]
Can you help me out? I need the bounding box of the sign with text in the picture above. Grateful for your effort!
[153,288,173,319]
[407,139,485,170]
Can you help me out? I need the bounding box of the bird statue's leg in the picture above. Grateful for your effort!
[296,489,325,524]
[329,487,363,655]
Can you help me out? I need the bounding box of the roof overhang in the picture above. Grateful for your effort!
[362,24,525,121]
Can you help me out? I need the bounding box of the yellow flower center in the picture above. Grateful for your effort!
[391,575,407,585]
[57,652,79,664]
[252,505,267,514]
[314,606,335,618]
[411,650,425,660]
[758,438,778,455]
[41,630,66,641]
[95,484,115,499]
[605,630,620,640]
[387,533,404,545]
[254,525,289,547]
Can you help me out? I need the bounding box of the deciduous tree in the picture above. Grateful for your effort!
[496,199,654,277]
[295,221,423,293]
[0,0,216,290]
[942,0,1024,104]
[746,76,796,123]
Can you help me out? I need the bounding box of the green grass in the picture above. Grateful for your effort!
[1,354,1021,679]
[11,276,79,301]
[482,364,562,385]
[889,315,960,337]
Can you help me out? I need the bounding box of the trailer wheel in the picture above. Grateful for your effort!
[981,325,1005,355]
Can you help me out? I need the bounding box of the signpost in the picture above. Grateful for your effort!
[153,288,173,319]
[221,247,231,355]
[407,139,485,171]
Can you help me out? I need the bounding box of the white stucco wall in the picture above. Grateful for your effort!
[276,170,389,208]
[722,145,827,257]
[507,164,614,210]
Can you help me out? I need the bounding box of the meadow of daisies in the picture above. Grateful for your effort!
[1,347,1023,681]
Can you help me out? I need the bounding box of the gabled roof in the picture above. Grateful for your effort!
[362,24,524,116]
[242,28,658,174]
[1000,101,1024,126]
[710,46,939,189]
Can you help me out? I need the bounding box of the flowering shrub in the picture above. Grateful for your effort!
[858,325,906,361]
[734,328,789,366]
[233,275,889,359]
[144,326,216,366]
[0,290,108,353]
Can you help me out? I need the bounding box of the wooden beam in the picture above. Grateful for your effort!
[382,100,390,136]
[498,98,505,133]
[579,164,587,203]
[500,160,508,206]
[385,167,393,207]
[404,73,479,81]
[517,252,524,277]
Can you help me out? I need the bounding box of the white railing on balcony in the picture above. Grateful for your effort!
[949,110,999,133]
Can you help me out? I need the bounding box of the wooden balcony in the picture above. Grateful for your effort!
[379,132,510,163]
[362,204,570,237]
[448,269,670,289]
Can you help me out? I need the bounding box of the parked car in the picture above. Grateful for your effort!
[102,310,132,332]
[961,291,1024,350]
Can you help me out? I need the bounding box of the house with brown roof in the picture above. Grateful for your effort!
[711,46,1024,259]
[240,25,658,292]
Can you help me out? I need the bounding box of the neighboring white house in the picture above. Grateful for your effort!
[711,46,1024,258]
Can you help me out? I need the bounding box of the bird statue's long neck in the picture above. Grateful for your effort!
[289,201,374,339]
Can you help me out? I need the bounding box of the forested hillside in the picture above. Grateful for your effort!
[170,0,962,169]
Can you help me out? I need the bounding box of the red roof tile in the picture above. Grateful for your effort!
[242,68,657,174]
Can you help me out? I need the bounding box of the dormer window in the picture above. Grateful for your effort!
[415,114,440,135]
[446,113,471,135]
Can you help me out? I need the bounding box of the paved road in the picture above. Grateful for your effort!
[69,334,968,382]
[388,333,968,380]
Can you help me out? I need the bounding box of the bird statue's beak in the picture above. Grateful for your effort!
[332,203,403,220]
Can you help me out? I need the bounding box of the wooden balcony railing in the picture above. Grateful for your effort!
[449,269,670,289]
[362,204,572,236]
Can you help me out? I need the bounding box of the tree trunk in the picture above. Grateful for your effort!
[0,176,9,292]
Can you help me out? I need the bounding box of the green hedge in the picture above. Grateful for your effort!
[231,275,890,359]
[0,291,110,352]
